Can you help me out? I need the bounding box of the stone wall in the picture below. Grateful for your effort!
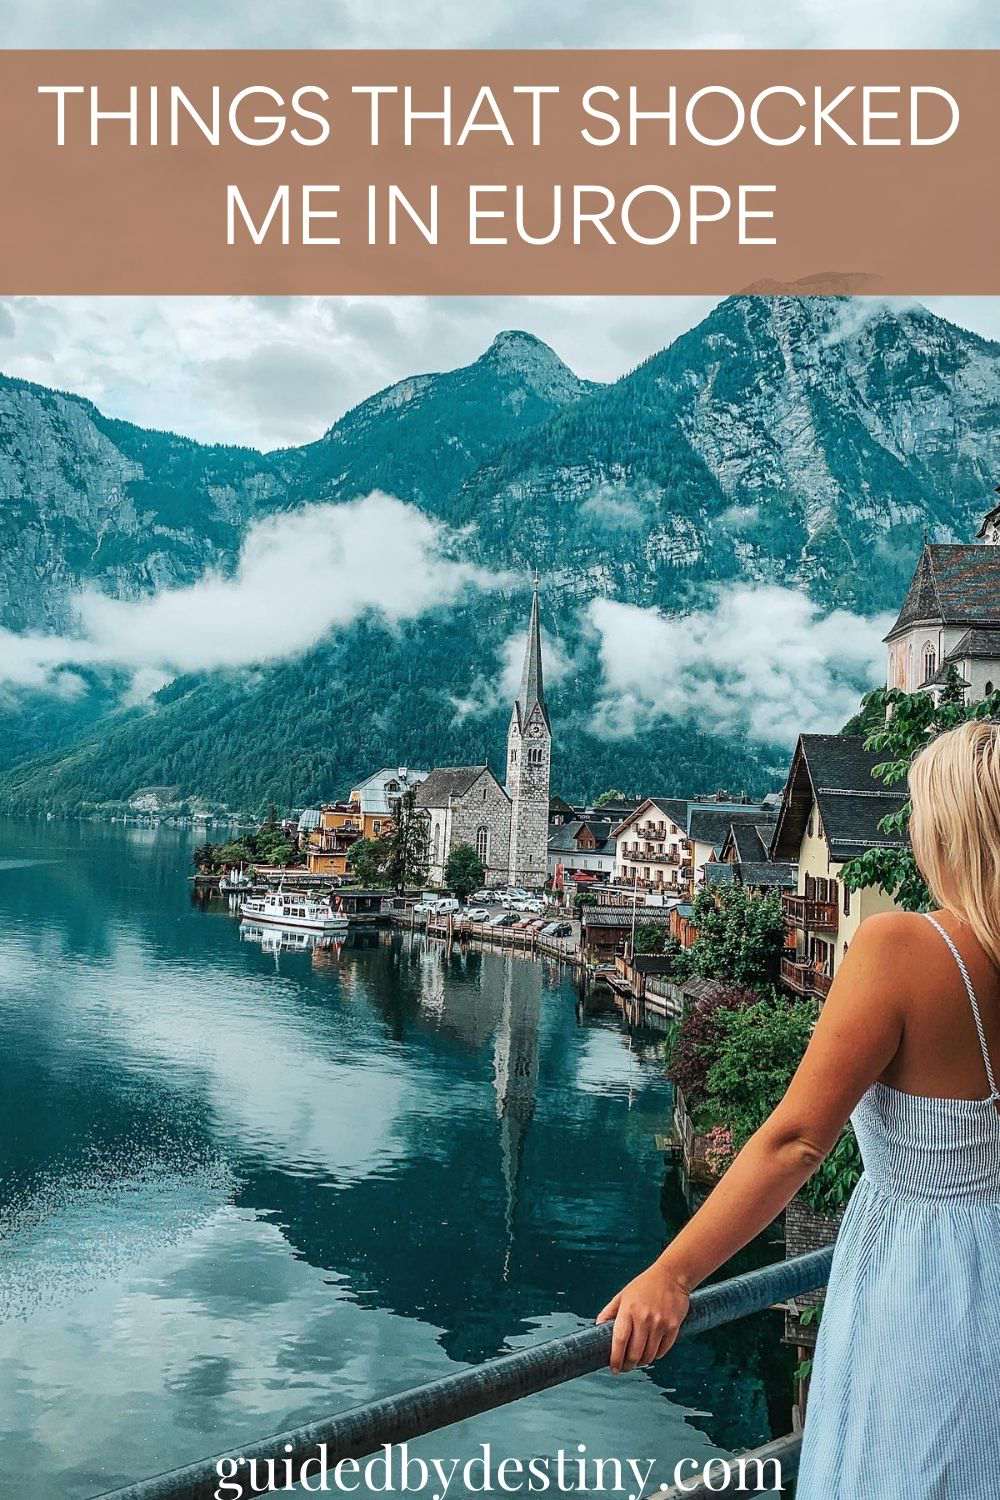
[450,774,512,886]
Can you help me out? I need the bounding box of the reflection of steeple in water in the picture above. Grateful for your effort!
[492,956,542,1281]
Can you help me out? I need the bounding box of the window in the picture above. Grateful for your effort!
[386,780,399,793]
[510,748,517,765]
[476,825,489,864]
[843,883,851,917]
[922,642,936,682]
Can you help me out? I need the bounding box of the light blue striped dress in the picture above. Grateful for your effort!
[796,915,1000,1499]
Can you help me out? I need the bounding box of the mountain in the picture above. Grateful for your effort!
[453,298,1000,611]
[0,330,594,636]
[1,297,998,814]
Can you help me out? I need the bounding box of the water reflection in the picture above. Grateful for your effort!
[0,817,790,1498]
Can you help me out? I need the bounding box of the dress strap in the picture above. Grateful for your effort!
[923,914,1000,1101]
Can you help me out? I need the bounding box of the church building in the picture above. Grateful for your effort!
[885,492,1000,703]
[414,583,552,890]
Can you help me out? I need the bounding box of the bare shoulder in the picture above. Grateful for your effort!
[851,906,929,942]
[840,912,938,994]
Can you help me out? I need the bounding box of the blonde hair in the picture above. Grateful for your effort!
[909,719,1000,969]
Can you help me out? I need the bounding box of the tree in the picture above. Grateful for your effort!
[594,788,629,807]
[841,680,1000,910]
[347,837,390,887]
[444,842,485,903]
[384,786,430,894]
[635,922,667,955]
[679,886,786,988]
[666,983,760,1108]
[701,992,863,1214]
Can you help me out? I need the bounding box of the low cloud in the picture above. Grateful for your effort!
[1,493,503,702]
[579,482,651,531]
[719,503,760,531]
[451,625,572,722]
[587,587,891,748]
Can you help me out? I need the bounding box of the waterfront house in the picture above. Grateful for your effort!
[304,801,365,877]
[687,799,775,886]
[351,766,428,837]
[611,798,691,893]
[547,817,616,886]
[580,905,673,963]
[769,734,907,1000]
[885,495,1000,700]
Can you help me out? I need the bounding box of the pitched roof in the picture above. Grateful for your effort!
[688,805,769,851]
[886,544,1000,641]
[736,861,797,890]
[548,819,584,853]
[975,498,1000,539]
[654,797,691,829]
[729,819,776,863]
[703,861,737,887]
[581,906,674,928]
[950,627,1000,661]
[610,796,689,837]
[770,734,909,863]
[413,766,502,807]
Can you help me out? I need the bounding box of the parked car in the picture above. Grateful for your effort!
[465,907,491,922]
[471,889,494,904]
[433,897,460,914]
[524,899,547,915]
[489,911,519,927]
[412,901,437,915]
[541,920,572,938]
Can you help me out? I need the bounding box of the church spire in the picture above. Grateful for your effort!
[516,580,549,729]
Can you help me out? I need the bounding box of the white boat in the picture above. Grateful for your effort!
[219,866,253,894]
[239,890,349,933]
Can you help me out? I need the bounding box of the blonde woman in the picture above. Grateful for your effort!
[598,720,1000,1498]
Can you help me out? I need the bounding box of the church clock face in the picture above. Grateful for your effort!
[526,722,543,738]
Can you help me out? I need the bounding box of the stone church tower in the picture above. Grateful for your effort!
[506,582,551,888]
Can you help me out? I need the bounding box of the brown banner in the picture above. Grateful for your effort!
[1,50,996,294]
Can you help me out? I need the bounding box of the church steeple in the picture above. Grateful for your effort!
[506,577,552,889]
[514,579,549,730]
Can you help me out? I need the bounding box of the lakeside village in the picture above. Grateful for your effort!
[189,498,1000,1418]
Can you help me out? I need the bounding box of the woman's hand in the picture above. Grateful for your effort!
[596,1261,690,1373]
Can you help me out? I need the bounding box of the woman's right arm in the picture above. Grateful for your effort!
[597,912,914,1372]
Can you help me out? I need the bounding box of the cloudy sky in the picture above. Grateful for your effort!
[2,0,998,448]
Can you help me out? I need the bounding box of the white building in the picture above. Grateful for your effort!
[351,766,428,816]
[885,498,1000,702]
[611,798,691,892]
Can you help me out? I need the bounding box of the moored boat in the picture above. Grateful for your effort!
[239,889,349,932]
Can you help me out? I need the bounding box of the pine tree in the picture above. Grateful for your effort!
[384,787,430,894]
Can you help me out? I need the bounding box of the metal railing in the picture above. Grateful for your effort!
[92,1247,833,1500]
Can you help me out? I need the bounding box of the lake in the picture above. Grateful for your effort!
[0,818,790,1498]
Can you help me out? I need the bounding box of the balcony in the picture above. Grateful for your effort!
[783,894,838,931]
[623,847,683,865]
[781,957,833,999]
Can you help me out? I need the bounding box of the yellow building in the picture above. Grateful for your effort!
[304,802,365,877]
[298,769,428,878]
[770,734,906,999]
